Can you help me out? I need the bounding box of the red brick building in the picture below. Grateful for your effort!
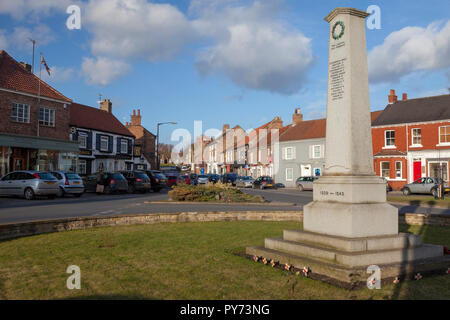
[126,109,157,170]
[372,90,450,190]
[0,50,78,176]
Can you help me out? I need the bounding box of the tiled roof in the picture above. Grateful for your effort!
[70,103,135,137]
[0,50,71,102]
[374,150,407,157]
[280,110,383,142]
[372,94,450,126]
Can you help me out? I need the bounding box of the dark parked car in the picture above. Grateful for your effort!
[208,174,220,184]
[120,171,152,193]
[146,170,168,192]
[190,173,198,185]
[222,173,238,185]
[253,176,276,190]
[84,172,128,194]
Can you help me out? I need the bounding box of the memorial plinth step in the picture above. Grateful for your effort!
[246,246,450,287]
[283,230,422,252]
[264,237,443,268]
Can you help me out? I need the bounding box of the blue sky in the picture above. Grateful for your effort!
[0,0,449,144]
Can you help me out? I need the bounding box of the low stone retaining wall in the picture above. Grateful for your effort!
[0,211,302,241]
[0,211,448,241]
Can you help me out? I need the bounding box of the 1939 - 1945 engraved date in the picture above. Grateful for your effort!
[320,191,345,196]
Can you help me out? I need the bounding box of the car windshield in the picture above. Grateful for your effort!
[37,172,57,180]
[112,173,126,180]
[135,172,149,179]
[66,173,81,180]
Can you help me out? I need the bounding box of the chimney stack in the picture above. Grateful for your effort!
[223,124,230,133]
[402,93,408,101]
[19,62,32,73]
[292,108,303,124]
[100,99,112,113]
[388,89,398,104]
[131,109,142,126]
[270,116,283,129]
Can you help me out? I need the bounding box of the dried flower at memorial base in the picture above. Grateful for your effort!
[302,267,310,277]
[253,256,259,262]
[262,258,268,265]
[446,268,450,275]
[270,260,276,267]
[414,273,423,280]
[393,277,400,284]
[284,264,290,271]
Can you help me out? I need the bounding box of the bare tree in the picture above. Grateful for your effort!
[159,143,174,164]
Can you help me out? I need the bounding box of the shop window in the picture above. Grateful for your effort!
[11,103,30,123]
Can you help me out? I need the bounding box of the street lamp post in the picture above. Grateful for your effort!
[156,122,177,170]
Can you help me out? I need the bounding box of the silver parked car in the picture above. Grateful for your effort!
[197,175,210,185]
[296,176,318,191]
[402,177,449,197]
[0,171,59,200]
[235,176,254,188]
[50,171,85,197]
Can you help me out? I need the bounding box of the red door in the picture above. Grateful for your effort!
[413,162,421,181]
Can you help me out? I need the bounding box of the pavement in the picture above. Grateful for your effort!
[0,187,448,225]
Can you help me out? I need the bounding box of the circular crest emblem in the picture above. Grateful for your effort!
[332,21,345,40]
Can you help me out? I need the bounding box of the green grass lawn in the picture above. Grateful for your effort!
[388,195,450,208]
[0,221,448,300]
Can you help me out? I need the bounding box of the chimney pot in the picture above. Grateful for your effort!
[133,110,136,116]
[292,108,303,124]
[138,109,141,116]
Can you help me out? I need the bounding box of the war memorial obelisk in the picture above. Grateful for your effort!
[247,7,449,286]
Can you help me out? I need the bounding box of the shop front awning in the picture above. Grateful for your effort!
[0,133,79,152]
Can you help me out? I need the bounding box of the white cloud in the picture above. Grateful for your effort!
[81,56,131,86]
[84,0,196,61]
[0,0,72,20]
[40,66,75,83]
[369,20,450,83]
[0,29,8,49]
[10,25,55,49]
[193,1,313,94]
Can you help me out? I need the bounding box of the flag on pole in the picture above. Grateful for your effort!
[41,55,51,76]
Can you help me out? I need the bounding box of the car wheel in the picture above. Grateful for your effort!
[402,188,411,196]
[431,188,438,198]
[298,184,304,192]
[24,188,35,200]
[57,187,65,198]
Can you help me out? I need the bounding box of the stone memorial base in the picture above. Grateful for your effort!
[246,229,449,287]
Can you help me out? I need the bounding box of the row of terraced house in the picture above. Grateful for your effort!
[200,90,450,190]
[0,50,157,177]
